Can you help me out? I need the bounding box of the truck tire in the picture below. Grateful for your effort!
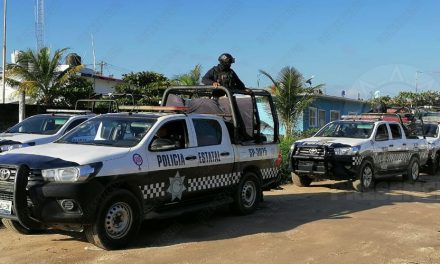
[291,172,312,187]
[1,218,43,234]
[403,156,420,183]
[352,160,374,192]
[429,153,439,175]
[84,189,142,250]
[231,172,261,215]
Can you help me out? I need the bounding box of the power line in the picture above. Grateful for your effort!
[83,62,134,76]
[106,63,134,73]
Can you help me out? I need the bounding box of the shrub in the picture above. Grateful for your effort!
[278,135,298,184]
[277,128,319,184]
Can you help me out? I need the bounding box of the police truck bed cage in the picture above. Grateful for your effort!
[74,99,119,113]
[161,86,279,144]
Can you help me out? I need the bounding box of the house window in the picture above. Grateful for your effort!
[330,110,340,122]
[318,109,326,127]
[309,107,317,128]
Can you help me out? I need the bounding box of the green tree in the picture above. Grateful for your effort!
[4,47,83,106]
[172,64,202,86]
[368,95,393,109]
[368,91,440,110]
[115,71,171,105]
[54,76,94,108]
[259,66,324,137]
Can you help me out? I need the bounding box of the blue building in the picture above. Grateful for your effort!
[295,94,370,131]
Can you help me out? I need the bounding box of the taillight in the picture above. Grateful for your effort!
[275,151,283,168]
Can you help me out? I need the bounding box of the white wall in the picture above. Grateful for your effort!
[83,77,121,95]
[1,76,122,103]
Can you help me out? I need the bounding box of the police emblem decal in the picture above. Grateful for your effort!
[167,171,186,201]
[0,168,11,181]
[133,154,143,170]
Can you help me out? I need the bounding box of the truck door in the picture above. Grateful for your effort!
[146,118,198,203]
[373,123,392,174]
[189,117,234,196]
[388,123,406,171]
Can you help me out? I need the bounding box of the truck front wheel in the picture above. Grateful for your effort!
[84,189,142,250]
[1,218,44,234]
[231,172,261,215]
[404,157,420,183]
[291,172,312,187]
[353,160,374,192]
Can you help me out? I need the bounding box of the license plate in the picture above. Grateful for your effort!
[0,199,12,215]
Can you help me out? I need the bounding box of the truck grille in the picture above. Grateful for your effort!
[0,191,13,202]
[297,160,326,173]
[297,147,325,156]
[0,166,36,208]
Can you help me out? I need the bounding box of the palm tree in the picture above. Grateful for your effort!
[259,66,324,137]
[5,47,83,106]
[172,64,202,86]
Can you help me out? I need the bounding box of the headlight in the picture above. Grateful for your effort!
[334,146,360,155]
[291,142,301,155]
[0,144,25,152]
[42,165,95,182]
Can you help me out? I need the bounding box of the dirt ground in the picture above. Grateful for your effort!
[1,175,439,264]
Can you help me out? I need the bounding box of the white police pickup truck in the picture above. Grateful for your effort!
[0,87,281,250]
[289,114,429,191]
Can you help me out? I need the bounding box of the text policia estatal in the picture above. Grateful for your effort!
[156,151,221,168]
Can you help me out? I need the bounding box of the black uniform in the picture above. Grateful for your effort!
[202,64,245,90]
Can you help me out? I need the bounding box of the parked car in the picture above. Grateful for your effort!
[289,113,429,191]
[0,86,282,250]
[0,110,95,152]
[418,112,440,175]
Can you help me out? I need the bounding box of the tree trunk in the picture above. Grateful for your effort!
[18,91,25,122]
[284,121,292,138]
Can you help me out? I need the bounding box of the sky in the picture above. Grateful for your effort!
[4,0,440,100]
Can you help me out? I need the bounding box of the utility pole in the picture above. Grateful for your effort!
[415,71,421,93]
[17,0,45,121]
[2,0,7,104]
[36,0,44,50]
[98,60,107,75]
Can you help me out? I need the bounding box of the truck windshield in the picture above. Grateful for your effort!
[6,115,69,135]
[315,121,374,138]
[57,117,156,147]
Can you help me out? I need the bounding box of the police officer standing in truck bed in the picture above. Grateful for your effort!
[202,53,246,91]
